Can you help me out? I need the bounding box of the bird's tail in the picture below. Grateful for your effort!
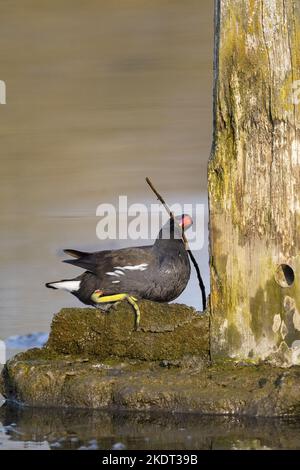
[45,279,81,292]
[63,249,88,259]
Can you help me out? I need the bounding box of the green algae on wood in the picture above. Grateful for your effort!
[209,0,300,365]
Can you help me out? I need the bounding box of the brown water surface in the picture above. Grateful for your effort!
[0,0,213,340]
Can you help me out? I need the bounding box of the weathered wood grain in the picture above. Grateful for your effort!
[209,0,300,365]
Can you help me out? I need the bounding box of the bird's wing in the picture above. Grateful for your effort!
[63,245,154,276]
[63,249,110,272]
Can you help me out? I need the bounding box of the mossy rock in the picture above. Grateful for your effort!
[2,351,300,415]
[2,300,300,415]
[45,300,209,362]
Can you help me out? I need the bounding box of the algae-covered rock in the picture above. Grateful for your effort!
[45,300,209,361]
[2,300,300,416]
[2,349,300,416]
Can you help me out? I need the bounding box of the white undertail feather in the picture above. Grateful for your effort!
[48,280,81,292]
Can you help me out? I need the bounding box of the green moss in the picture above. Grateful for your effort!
[3,351,300,416]
[227,323,242,350]
[45,301,209,362]
[250,279,280,342]
[209,1,300,366]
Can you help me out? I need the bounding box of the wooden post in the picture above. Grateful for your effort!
[209,0,300,366]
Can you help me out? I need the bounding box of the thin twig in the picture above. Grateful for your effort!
[145,177,206,311]
[145,177,175,219]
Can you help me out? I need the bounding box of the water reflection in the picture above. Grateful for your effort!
[1,402,300,450]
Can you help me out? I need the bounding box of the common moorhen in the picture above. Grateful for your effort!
[46,214,192,328]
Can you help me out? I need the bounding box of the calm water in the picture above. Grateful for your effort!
[3,0,299,453]
[0,0,213,341]
[1,402,300,450]
[0,0,214,450]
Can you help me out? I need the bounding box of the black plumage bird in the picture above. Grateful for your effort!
[46,214,192,327]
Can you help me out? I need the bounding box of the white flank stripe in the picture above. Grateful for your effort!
[51,280,81,292]
[115,270,125,275]
[106,272,119,277]
[112,280,120,284]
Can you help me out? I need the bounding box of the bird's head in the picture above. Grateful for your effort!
[177,213,193,231]
[156,213,193,242]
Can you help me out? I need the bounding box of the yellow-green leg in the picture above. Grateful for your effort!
[90,291,141,329]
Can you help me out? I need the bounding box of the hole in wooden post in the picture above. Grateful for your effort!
[275,264,295,287]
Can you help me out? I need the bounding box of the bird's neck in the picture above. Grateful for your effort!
[154,236,185,249]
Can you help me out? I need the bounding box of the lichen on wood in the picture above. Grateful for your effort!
[209,0,300,365]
